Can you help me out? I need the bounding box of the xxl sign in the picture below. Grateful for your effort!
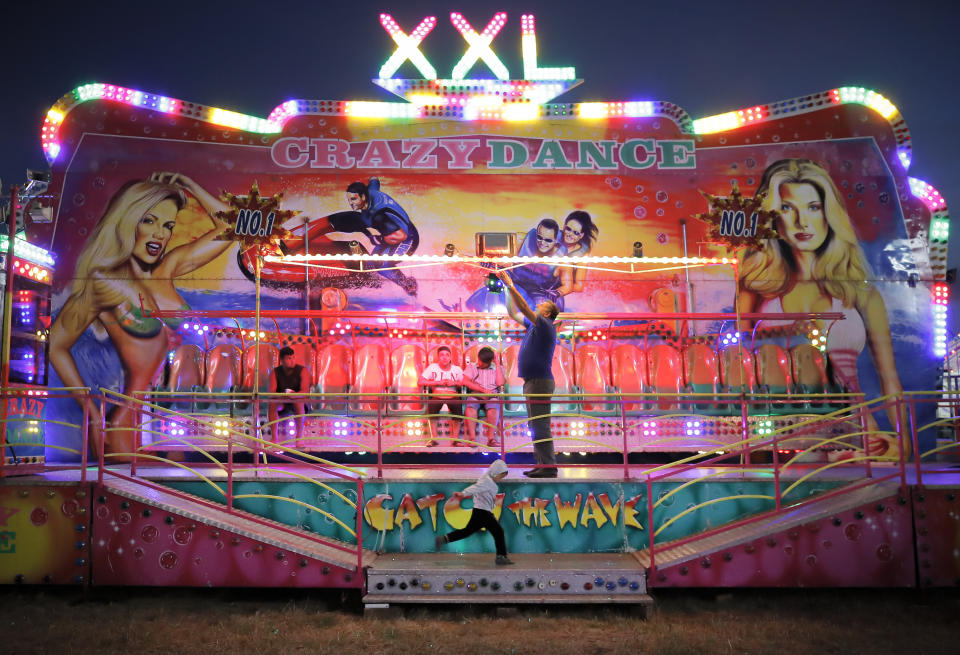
[379,11,575,81]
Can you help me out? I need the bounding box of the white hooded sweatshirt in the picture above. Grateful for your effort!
[460,459,508,512]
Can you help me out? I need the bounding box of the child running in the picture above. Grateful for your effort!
[435,459,514,565]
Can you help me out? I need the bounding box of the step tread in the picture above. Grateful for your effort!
[363,593,655,605]
[369,551,642,572]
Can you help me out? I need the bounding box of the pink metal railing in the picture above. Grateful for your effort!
[640,394,909,574]
[3,384,916,583]
[80,389,368,577]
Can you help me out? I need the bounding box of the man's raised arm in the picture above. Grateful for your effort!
[497,270,536,325]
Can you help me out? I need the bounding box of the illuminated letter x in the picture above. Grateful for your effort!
[378,14,437,80]
[450,12,510,80]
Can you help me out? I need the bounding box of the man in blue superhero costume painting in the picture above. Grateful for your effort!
[328,179,419,295]
[251,178,420,295]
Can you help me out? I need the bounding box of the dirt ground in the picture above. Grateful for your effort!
[1,586,958,655]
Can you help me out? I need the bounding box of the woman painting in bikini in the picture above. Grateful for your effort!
[50,172,232,457]
[738,158,905,458]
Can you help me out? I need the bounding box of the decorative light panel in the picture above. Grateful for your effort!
[909,177,951,281]
[379,14,438,80]
[909,178,947,212]
[270,252,736,266]
[521,14,575,81]
[450,12,509,80]
[0,235,56,267]
[691,87,910,171]
[41,83,280,163]
[933,283,949,358]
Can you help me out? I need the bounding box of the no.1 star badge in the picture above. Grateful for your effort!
[215,181,296,250]
[692,181,779,251]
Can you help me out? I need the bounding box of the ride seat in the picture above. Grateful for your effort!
[790,343,831,410]
[611,344,647,414]
[575,343,614,414]
[755,343,792,413]
[719,346,757,413]
[167,344,205,412]
[351,343,387,413]
[551,345,577,413]
[241,344,280,393]
[683,344,719,413]
[389,343,426,414]
[502,345,525,415]
[315,343,352,411]
[646,343,683,411]
[201,344,242,412]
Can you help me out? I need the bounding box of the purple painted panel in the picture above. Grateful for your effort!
[91,488,359,588]
[652,493,915,587]
[913,487,960,587]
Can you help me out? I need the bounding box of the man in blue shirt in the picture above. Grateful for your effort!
[505,218,566,324]
[498,269,559,478]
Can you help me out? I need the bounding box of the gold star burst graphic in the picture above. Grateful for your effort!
[215,181,297,251]
[693,181,779,251]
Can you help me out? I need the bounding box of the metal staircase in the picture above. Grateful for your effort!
[633,480,914,587]
[94,476,377,587]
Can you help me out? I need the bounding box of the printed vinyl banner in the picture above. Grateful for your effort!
[34,106,938,458]
[166,479,844,554]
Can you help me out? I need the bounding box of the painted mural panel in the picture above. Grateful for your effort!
[33,98,937,459]
[167,479,843,554]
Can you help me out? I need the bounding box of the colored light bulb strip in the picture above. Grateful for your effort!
[501,103,540,121]
[0,235,56,267]
[691,106,768,134]
[833,87,898,119]
[933,282,950,306]
[579,102,655,119]
[378,14,438,80]
[934,312,948,356]
[271,252,734,266]
[208,107,278,133]
[266,100,301,125]
[5,257,53,283]
[520,13,535,35]
[407,93,449,106]
[897,149,911,169]
[934,283,950,357]
[908,177,947,212]
[344,101,422,119]
[690,87,911,169]
[521,14,576,81]
[450,12,510,80]
[930,217,950,241]
[41,82,282,163]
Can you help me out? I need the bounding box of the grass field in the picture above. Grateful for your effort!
[2,586,959,654]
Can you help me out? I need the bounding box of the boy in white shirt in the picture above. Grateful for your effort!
[418,345,486,447]
[435,459,514,565]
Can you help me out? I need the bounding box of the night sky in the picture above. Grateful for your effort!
[2,0,958,319]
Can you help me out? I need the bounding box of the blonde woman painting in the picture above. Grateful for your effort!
[49,172,232,457]
[738,158,905,459]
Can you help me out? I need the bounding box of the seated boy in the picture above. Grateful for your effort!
[463,346,506,447]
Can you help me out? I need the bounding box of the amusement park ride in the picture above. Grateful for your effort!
[2,11,959,611]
